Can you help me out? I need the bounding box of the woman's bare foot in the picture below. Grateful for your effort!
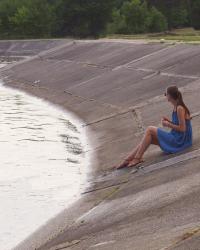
[127,158,144,168]
[115,159,130,170]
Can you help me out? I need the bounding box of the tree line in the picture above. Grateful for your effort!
[0,0,199,39]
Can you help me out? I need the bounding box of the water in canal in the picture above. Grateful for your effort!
[0,80,91,250]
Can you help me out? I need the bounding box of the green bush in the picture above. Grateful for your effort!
[191,0,200,30]
[0,0,199,39]
[148,7,168,32]
[170,6,188,28]
[53,0,114,38]
[106,8,127,34]
[107,0,168,35]
[0,0,54,38]
[9,0,54,38]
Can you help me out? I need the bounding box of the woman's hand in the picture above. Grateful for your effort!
[162,107,186,132]
[162,120,170,128]
[162,116,171,122]
[161,116,171,127]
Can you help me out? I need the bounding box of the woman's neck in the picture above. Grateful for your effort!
[172,100,178,110]
[173,104,177,111]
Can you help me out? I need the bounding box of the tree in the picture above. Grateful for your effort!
[148,6,168,32]
[10,0,55,38]
[148,0,190,29]
[170,4,188,28]
[53,0,115,38]
[107,0,167,34]
[121,0,150,33]
[191,0,200,29]
[0,0,197,39]
[106,8,127,34]
[0,0,25,37]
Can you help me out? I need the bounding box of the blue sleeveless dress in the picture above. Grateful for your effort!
[157,110,193,154]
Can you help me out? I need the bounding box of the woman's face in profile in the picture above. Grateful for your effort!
[165,90,173,103]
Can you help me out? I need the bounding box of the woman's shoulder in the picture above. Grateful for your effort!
[176,105,191,120]
[176,105,185,111]
[176,105,187,115]
[173,105,184,113]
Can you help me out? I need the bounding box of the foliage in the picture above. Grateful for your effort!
[191,0,200,30]
[107,0,167,34]
[0,0,54,38]
[53,0,114,38]
[0,0,199,38]
[148,7,168,32]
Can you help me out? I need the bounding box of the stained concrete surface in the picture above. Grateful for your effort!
[0,39,70,56]
[0,39,200,250]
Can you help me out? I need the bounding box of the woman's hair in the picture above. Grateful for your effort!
[166,85,190,116]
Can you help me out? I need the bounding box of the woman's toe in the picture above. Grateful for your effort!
[116,160,129,169]
[128,158,141,167]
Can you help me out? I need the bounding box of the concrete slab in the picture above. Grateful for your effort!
[71,72,193,108]
[44,41,168,68]
[67,68,148,102]
[5,59,109,91]
[0,39,71,56]
[128,44,200,77]
[2,78,121,124]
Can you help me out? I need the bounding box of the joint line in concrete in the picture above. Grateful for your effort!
[113,45,175,71]
[136,148,200,175]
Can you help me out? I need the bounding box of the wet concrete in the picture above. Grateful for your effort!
[0,39,200,250]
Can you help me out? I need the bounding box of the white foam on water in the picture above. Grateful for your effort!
[0,79,92,250]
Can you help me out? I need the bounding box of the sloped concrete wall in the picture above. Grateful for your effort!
[1,39,200,250]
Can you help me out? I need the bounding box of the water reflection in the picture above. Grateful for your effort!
[0,81,89,250]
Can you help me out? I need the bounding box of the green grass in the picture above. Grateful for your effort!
[106,28,200,44]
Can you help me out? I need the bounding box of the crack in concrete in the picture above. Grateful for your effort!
[160,226,200,250]
[113,45,174,71]
[191,111,200,118]
[45,58,113,70]
[81,180,129,195]
[131,109,145,134]
[0,40,75,72]
[82,109,132,127]
[63,89,121,110]
[66,72,110,91]
[135,148,200,174]
[82,79,200,127]
[83,105,200,128]
[38,186,120,250]
[126,66,200,80]
[48,240,81,250]
[1,75,122,115]
[76,186,120,224]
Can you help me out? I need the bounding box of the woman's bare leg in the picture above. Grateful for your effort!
[115,126,159,169]
[115,143,142,169]
[127,127,159,160]
[128,126,159,167]
[125,143,142,161]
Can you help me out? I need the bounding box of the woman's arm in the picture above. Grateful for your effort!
[162,106,186,132]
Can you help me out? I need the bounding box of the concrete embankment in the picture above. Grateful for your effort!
[1,39,200,250]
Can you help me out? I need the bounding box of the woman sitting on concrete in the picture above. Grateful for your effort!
[115,85,193,169]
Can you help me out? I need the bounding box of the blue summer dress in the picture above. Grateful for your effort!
[157,109,193,154]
